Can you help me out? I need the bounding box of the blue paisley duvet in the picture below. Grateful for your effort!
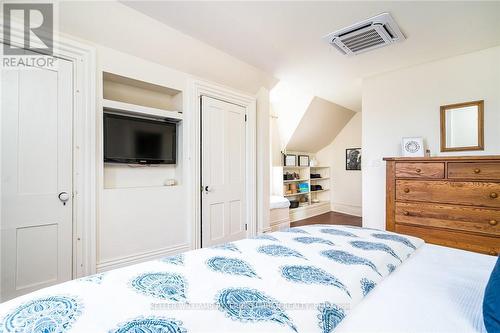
[0,225,424,333]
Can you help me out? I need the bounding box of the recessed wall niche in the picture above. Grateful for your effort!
[103,72,183,112]
[102,72,183,189]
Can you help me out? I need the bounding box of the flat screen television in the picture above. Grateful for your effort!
[104,113,176,164]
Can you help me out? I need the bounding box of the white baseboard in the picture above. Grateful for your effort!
[332,203,362,217]
[267,220,291,232]
[290,202,330,222]
[261,226,272,233]
[270,216,290,227]
[96,243,191,272]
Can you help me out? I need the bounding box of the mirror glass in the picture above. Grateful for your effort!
[441,101,484,152]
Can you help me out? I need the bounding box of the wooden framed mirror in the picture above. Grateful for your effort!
[440,100,484,152]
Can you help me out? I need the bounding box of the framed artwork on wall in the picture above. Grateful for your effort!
[298,155,309,166]
[346,148,361,170]
[284,154,297,166]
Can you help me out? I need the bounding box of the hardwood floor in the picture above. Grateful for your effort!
[291,211,362,227]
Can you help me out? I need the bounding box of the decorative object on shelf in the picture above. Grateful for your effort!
[298,155,310,167]
[310,173,321,179]
[311,198,320,203]
[311,185,323,191]
[299,195,309,207]
[289,200,299,209]
[346,148,362,170]
[298,183,309,193]
[401,137,424,157]
[283,185,290,195]
[283,172,299,180]
[425,149,431,157]
[284,154,297,166]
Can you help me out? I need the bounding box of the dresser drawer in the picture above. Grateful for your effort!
[396,180,500,208]
[448,162,500,180]
[395,224,500,256]
[395,202,500,236]
[395,162,444,179]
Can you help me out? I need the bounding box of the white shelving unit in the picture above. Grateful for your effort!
[103,99,183,122]
[284,191,309,197]
[283,178,309,183]
[273,160,331,222]
[310,166,331,204]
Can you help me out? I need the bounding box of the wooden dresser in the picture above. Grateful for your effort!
[384,156,500,256]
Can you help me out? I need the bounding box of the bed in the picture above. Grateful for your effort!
[336,243,495,333]
[269,195,290,231]
[0,225,495,333]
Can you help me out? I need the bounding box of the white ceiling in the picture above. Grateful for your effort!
[124,1,500,112]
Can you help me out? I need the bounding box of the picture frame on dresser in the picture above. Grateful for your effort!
[383,156,500,256]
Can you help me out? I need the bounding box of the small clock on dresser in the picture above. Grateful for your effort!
[401,137,424,157]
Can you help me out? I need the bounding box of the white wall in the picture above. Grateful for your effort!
[316,113,362,216]
[362,46,500,230]
[270,110,282,167]
[256,88,270,233]
[96,47,191,271]
[56,2,276,271]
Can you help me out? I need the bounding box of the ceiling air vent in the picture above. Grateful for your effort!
[324,13,405,56]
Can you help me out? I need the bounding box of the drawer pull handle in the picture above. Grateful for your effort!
[489,250,498,256]
[403,211,410,216]
[490,192,498,199]
[489,219,498,226]
[404,188,410,193]
[415,168,422,173]
[474,168,481,174]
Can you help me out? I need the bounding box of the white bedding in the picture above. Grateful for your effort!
[0,225,422,333]
[270,195,290,209]
[336,243,497,333]
[1,226,493,333]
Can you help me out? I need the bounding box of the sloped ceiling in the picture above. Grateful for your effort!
[270,81,314,150]
[286,97,355,153]
[58,1,277,95]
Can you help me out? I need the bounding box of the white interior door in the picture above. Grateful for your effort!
[1,58,74,301]
[201,96,246,247]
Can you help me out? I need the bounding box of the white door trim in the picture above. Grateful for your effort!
[1,26,97,278]
[189,80,257,249]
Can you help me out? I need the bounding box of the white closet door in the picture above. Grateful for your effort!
[1,59,74,301]
[201,96,247,247]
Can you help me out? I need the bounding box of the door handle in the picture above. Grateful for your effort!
[204,186,212,193]
[58,192,70,205]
